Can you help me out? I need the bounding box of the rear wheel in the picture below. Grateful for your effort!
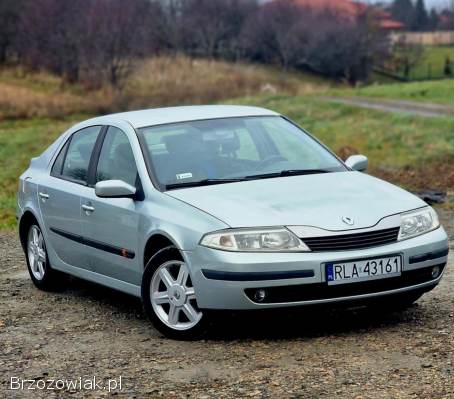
[142,247,207,340]
[25,224,66,291]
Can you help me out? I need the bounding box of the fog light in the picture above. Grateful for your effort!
[431,266,441,279]
[254,289,266,302]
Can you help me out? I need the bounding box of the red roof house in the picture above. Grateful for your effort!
[274,0,405,30]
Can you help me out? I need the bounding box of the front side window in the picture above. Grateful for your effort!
[58,126,101,184]
[139,116,345,189]
[96,126,138,186]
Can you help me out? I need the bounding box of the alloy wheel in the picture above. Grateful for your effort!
[150,261,202,331]
[27,225,47,281]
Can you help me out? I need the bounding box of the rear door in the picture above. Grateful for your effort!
[80,125,142,285]
[38,126,103,269]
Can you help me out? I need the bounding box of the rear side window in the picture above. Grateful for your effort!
[56,126,101,184]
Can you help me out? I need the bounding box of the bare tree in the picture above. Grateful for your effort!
[242,1,387,83]
[242,1,310,68]
[180,0,257,59]
[18,0,87,82]
[388,39,424,79]
[17,0,155,86]
[82,0,153,87]
[304,11,388,84]
[0,0,23,63]
[150,0,185,53]
[9,0,388,86]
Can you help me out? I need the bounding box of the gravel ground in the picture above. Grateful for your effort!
[0,209,453,398]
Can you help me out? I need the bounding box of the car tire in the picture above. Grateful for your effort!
[25,223,66,291]
[142,246,208,340]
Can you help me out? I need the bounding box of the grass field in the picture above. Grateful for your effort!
[0,62,453,229]
[408,46,454,81]
[385,46,454,81]
[330,48,454,104]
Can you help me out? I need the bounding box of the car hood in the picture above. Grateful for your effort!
[165,172,426,230]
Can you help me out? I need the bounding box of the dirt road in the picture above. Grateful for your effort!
[0,210,453,398]
[323,97,454,118]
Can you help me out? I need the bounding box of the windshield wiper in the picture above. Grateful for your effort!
[165,178,246,190]
[165,170,333,189]
[245,169,332,180]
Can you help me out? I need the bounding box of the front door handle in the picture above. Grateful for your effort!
[39,192,49,200]
[82,204,95,213]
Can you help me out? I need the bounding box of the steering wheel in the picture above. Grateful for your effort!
[259,155,287,168]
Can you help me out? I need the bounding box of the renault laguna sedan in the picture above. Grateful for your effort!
[17,106,449,339]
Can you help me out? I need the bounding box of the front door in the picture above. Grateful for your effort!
[80,126,142,285]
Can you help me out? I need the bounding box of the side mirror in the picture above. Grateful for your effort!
[345,155,368,172]
[95,180,137,199]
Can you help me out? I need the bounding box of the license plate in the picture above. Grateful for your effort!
[326,255,402,285]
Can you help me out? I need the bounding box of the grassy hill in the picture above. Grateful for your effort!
[0,59,453,229]
[0,57,329,120]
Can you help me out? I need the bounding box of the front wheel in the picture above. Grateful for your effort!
[142,247,208,340]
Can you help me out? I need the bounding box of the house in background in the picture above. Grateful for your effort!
[281,0,454,45]
[282,0,405,31]
[439,11,454,29]
[374,9,406,31]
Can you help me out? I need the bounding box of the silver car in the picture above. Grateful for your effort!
[17,106,449,339]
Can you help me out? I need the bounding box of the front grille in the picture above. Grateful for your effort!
[303,227,400,252]
[245,264,445,304]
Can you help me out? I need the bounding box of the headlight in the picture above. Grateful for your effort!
[200,228,310,252]
[398,207,439,241]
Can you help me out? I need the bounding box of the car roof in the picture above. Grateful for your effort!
[84,105,279,129]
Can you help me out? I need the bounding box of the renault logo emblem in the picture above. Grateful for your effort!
[342,216,354,226]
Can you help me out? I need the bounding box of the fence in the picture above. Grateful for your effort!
[390,31,454,46]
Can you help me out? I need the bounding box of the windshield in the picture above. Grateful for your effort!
[139,116,346,189]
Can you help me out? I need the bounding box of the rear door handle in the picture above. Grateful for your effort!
[82,204,95,213]
[38,192,49,200]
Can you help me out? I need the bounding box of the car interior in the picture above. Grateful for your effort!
[152,130,262,184]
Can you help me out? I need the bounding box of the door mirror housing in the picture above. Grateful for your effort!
[345,155,368,172]
[95,180,137,199]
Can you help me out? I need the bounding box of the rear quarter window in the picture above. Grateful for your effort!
[51,140,70,176]
[51,126,101,184]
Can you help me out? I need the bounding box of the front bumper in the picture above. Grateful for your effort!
[183,226,449,310]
